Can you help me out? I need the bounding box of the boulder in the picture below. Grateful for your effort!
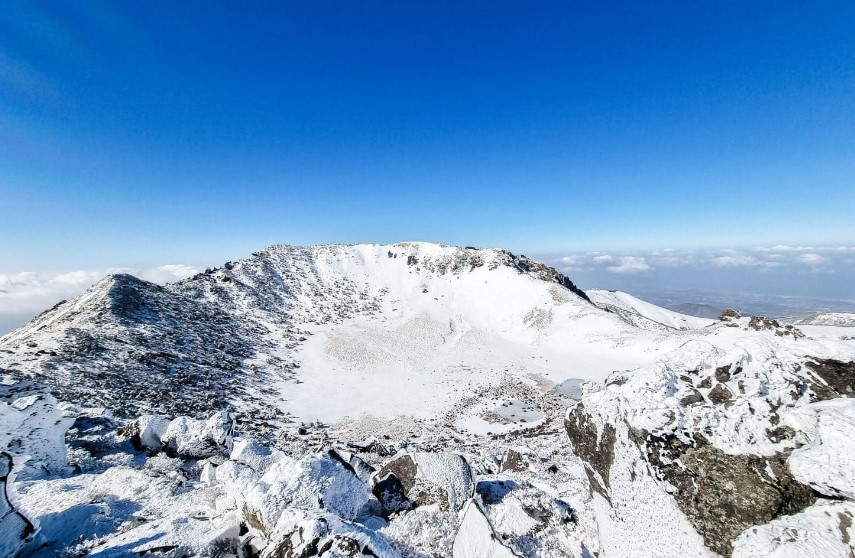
[162,412,234,459]
[261,511,399,558]
[121,412,234,459]
[707,383,733,405]
[372,452,475,513]
[452,500,517,558]
[499,449,528,473]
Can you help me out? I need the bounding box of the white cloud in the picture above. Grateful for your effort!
[0,264,200,318]
[138,264,200,284]
[558,256,583,266]
[798,253,828,266]
[591,254,613,264]
[768,245,815,253]
[711,255,759,268]
[607,256,651,274]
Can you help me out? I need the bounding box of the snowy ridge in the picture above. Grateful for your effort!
[586,289,715,330]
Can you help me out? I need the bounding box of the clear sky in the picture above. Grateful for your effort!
[2,1,854,271]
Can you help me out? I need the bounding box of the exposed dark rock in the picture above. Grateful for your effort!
[707,383,733,405]
[564,404,616,496]
[679,388,704,406]
[720,309,741,320]
[499,449,528,472]
[804,359,855,400]
[372,473,410,515]
[714,364,732,383]
[638,432,816,556]
[839,511,852,546]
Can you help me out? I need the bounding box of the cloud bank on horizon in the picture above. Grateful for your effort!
[0,264,200,335]
[550,245,854,275]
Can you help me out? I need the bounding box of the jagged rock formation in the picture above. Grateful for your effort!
[565,339,855,556]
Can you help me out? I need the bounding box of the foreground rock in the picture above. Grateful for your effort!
[566,339,855,556]
[0,453,36,557]
[453,500,517,558]
[371,452,475,514]
[120,411,234,459]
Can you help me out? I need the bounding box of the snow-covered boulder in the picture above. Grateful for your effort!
[260,510,399,558]
[452,499,517,558]
[120,414,171,450]
[120,412,234,459]
[215,445,377,537]
[786,398,855,500]
[372,452,475,513]
[161,412,234,459]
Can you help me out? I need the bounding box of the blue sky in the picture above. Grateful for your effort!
[1,2,854,329]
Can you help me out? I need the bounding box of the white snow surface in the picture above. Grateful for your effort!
[586,288,715,330]
[786,399,855,500]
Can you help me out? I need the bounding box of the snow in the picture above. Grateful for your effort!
[733,500,855,558]
[452,500,518,558]
[786,399,855,500]
[587,288,715,330]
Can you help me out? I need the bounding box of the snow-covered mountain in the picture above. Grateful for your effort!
[1,242,854,558]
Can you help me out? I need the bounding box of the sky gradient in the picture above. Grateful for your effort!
[1,2,854,329]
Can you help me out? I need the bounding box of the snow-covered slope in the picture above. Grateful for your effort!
[781,311,855,327]
[1,242,854,557]
[586,289,715,330]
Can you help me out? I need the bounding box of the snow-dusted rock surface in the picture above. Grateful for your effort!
[0,242,854,557]
[0,453,36,558]
[371,451,475,513]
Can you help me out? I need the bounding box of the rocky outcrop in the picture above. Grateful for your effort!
[638,432,815,556]
[804,358,855,400]
[371,452,475,514]
[564,404,615,497]
[120,412,234,459]
[564,340,853,556]
[504,252,591,303]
